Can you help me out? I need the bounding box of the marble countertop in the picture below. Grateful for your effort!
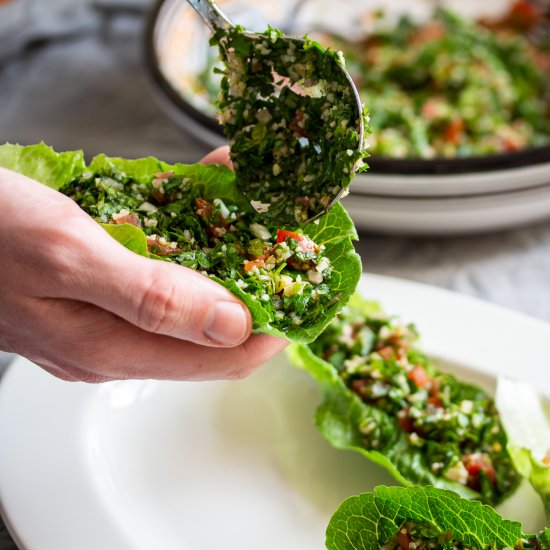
[2,1,550,548]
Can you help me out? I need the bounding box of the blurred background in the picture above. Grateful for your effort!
[1,0,550,547]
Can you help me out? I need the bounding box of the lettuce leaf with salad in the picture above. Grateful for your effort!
[288,295,521,505]
[325,385,550,550]
[326,485,550,550]
[0,142,361,343]
[0,25,368,342]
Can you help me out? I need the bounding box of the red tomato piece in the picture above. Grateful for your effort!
[289,110,307,137]
[509,0,542,30]
[113,212,141,228]
[276,229,318,254]
[397,527,412,550]
[397,408,414,433]
[244,259,265,271]
[408,365,429,388]
[377,345,395,360]
[463,453,497,485]
[351,379,367,396]
[443,118,465,145]
[195,198,213,219]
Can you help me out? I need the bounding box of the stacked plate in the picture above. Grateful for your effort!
[343,160,550,235]
[145,0,550,236]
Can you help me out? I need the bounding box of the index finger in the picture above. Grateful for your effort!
[200,146,232,169]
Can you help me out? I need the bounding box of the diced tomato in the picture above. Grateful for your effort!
[396,527,412,550]
[408,365,429,388]
[276,229,318,254]
[502,136,522,152]
[410,22,445,45]
[244,259,265,271]
[146,236,181,256]
[377,345,395,360]
[397,408,414,433]
[463,453,497,486]
[508,0,542,30]
[151,189,167,204]
[196,197,230,237]
[443,118,465,145]
[289,110,307,137]
[154,171,175,180]
[427,378,443,407]
[351,379,367,396]
[428,394,443,408]
[113,212,141,228]
[421,100,441,121]
[196,198,213,219]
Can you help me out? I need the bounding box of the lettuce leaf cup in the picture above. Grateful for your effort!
[326,485,550,550]
[288,295,521,505]
[0,142,361,343]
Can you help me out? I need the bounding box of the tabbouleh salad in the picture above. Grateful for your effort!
[303,298,521,505]
[213,26,368,225]
[195,2,550,160]
[326,485,550,550]
[383,521,548,550]
[328,3,550,158]
[0,16,368,340]
[383,522,473,550]
[60,166,339,332]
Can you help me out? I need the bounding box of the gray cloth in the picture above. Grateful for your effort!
[2,2,550,548]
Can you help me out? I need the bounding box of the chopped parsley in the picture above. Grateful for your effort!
[212,26,369,225]
[326,6,550,158]
[59,165,340,334]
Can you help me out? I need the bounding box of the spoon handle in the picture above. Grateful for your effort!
[185,0,234,31]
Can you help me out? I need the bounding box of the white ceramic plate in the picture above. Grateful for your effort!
[356,163,550,198]
[343,182,550,235]
[1,274,549,550]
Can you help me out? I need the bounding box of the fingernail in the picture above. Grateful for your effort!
[204,301,249,346]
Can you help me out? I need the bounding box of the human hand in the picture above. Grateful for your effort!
[0,147,287,383]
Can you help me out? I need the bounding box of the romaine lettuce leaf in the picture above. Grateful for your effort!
[0,142,85,189]
[326,485,550,550]
[287,343,479,500]
[101,223,149,257]
[496,378,550,519]
[0,143,361,343]
[287,296,520,504]
[88,154,250,210]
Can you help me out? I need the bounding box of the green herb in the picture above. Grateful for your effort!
[212,26,369,226]
[0,142,361,343]
[287,295,520,504]
[329,8,550,158]
[326,485,550,550]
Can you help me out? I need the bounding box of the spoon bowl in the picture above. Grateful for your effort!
[186,0,367,225]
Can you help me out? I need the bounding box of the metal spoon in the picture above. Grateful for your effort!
[186,0,366,225]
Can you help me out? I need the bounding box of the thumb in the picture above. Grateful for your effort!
[63,218,252,347]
